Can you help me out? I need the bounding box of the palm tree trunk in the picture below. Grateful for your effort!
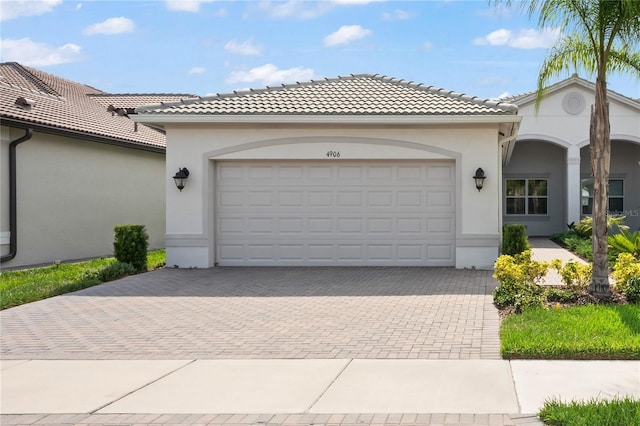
[588,78,612,298]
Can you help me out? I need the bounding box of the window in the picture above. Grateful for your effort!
[506,179,548,215]
[581,179,624,215]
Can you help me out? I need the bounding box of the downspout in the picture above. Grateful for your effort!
[1,128,34,263]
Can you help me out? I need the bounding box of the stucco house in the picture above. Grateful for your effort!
[134,74,521,269]
[504,75,640,235]
[0,62,194,268]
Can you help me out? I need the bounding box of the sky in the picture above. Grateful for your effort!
[1,0,638,100]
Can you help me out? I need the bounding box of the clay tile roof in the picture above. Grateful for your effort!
[136,74,518,116]
[0,62,196,149]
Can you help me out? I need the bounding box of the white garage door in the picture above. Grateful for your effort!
[215,161,455,266]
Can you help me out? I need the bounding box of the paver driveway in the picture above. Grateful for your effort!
[1,267,500,360]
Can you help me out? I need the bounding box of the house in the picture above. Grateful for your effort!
[504,75,640,235]
[0,62,195,268]
[133,74,521,269]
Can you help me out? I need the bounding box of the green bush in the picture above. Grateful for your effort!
[81,261,136,282]
[608,230,640,259]
[544,287,577,303]
[570,215,629,238]
[624,276,640,304]
[114,225,149,271]
[557,233,594,261]
[502,224,530,255]
[97,261,136,282]
[612,253,640,303]
[553,260,592,290]
[493,250,550,312]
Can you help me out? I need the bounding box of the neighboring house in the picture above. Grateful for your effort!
[504,75,640,235]
[134,74,520,269]
[0,62,195,268]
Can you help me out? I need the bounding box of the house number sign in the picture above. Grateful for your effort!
[326,150,341,158]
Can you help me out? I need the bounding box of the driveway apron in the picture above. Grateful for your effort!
[1,267,500,360]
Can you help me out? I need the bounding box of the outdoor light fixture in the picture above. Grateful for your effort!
[173,167,190,192]
[473,167,486,191]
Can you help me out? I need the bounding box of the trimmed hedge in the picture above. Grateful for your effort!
[502,224,530,255]
[114,225,149,271]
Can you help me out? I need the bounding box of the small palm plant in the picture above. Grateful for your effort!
[608,230,640,259]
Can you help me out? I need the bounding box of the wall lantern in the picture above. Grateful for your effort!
[473,168,486,192]
[173,167,190,192]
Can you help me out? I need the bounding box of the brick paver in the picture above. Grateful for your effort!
[1,267,500,360]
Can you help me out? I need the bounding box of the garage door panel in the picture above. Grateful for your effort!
[215,161,455,266]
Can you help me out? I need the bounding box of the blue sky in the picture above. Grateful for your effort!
[1,0,638,100]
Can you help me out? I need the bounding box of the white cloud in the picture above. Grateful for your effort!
[422,41,434,51]
[225,64,316,86]
[382,9,413,21]
[76,3,82,10]
[224,39,262,56]
[83,17,135,35]
[165,0,215,12]
[0,0,61,21]
[188,67,206,75]
[0,38,82,66]
[324,25,372,47]
[473,28,561,49]
[495,91,511,100]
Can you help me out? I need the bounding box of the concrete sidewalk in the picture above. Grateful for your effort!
[2,359,639,425]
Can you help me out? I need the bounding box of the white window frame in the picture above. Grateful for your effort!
[505,178,549,216]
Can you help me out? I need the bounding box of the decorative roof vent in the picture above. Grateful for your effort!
[15,97,35,110]
[107,104,128,117]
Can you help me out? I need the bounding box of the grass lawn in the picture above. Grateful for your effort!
[500,304,640,359]
[538,396,640,426]
[0,250,165,310]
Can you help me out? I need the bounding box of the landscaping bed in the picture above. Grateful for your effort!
[0,249,165,310]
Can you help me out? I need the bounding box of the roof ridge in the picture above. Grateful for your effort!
[0,80,66,101]
[361,73,518,114]
[89,93,199,97]
[2,62,61,96]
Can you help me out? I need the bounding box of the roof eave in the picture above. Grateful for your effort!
[132,113,522,128]
[1,117,166,153]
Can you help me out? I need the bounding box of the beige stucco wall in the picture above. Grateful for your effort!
[162,122,505,269]
[0,126,165,268]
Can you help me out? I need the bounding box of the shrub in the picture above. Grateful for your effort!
[624,276,640,304]
[612,253,640,300]
[608,230,640,259]
[114,225,149,271]
[553,260,592,290]
[502,224,530,255]
[558,234,594,261]
[570,215,629,238]
[544,287,576,303]
[493,250,550,312]
[81,261,136,282]
[97,261,136,282]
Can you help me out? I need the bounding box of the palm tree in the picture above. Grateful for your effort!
[498,0,640,297]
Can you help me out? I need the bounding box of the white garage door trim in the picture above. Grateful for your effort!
[215,160,456,266]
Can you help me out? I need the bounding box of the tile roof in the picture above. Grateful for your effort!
[0,63,195,150]
[504,75,640,108]
[135,74,518,117]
